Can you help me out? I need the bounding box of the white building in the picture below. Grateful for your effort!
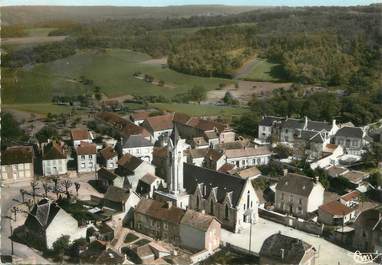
[120,135,154,163]
[334,126,367,155]
[24,199,87,249]
[1,146,34,182]
[71,128,93,148]
[275,173,325,219]
[42,141,68,177]
[76,142,97,173]
[225,146,271,169]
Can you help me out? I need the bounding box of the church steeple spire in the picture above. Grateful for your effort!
[167,125,186,194]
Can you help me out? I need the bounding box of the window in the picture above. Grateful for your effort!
[247,191,250,210]
[225,204,229,220]
[81,163,85,168]
[89,155,93,159]
[257,158,261,165]
[89,162,94,168]
[352,140,358,147]
[151,220,155,227]
[81,155,85,160]
[196,195,200,210]
[164,223,168,230]
[236,161,239,167]
[210,200,214,215]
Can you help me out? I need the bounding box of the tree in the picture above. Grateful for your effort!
[20,189,26,203]
[61,179,73,198]
[36,126,59,143]
[188,85,207,103]
[273,144,293,159]
[30,181,40,203]
[1,112,28,150]
[52,177,61,199]
[52,235,70,261]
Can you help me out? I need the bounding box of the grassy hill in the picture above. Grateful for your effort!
[2,49,232,104]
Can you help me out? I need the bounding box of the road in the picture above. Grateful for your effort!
[221,217,359,265]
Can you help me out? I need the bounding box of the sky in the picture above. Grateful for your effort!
[3,0,380,6]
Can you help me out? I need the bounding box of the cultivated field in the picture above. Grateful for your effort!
[235,58,286,82]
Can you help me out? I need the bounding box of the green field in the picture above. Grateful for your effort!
[240,59,286,82]
[3,103,72,114]
[150,103,247,118]
[3,49,232,105]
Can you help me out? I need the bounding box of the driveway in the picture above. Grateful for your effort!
[221,217,359,265]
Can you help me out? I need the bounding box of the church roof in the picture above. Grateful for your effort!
[183,163,246,206]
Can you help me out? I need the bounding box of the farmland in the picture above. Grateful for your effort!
[2,49,232,105]
[2,27,66,47]
[235,58,286,82]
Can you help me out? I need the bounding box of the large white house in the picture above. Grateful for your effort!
[76,142,97,173]
[334,126,367,155]
[42,141,68,177]
[275,173,325,219]
[24,199,87,249]
[99,146,118,170]
[119,135,154,162]
[1,146,34,182]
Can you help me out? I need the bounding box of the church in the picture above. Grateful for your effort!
[154,126,259,233]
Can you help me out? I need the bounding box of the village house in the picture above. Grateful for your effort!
[42,141,68,177]
[103,185,140,213]
[24,199,87,249]
[120,121,152,142]
[234,166,262,180]
[179,209,221,252]
[98,167,128,191]
[191,136,209,149]
[118,134,154,162]
[142,113,174,142]
[99,146,118,170]
[186,148,209,167]
[257,116,284,142]
[352,207,382,253]
[130,111,150,126]
[259,233,316,265]
[184,163,259,232]
[76,142,97,173]
[134,198,221,252]
[71,128,93,148]
[224,146,272,169]
[280,118,305,143]
[134,198,185,244]
[136,173,166,198]
[334,126,367,155]
[1,146,34,182]
[115,153,156,190]
[318,191,361,225]
[204,148,226,171]
[275,173,325,218]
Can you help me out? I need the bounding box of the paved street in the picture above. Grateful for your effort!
[221,217,359,265]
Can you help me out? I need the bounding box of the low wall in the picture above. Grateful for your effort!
[259,208,324,235]
[190,249,217,264]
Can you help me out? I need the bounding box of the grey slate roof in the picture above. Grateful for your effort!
[24,199,61,231]
[2,146,34,165]
[183,163,246,206]
[282,118,305,129]
[276,173,316,197]
[260,233,313,264]
[259,116,285,127]
[335,127,363,138]
[98,168,119,181]
[300,130,324,143]
[306,121,332,131]
[123,135,153,148]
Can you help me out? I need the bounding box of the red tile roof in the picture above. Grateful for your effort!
[225,146,271,159]
[76,142,97,155]
[99,146,118,160]
[131,111,150,121]
[71,129,91,141]
[319,200,354,216]
[341,190,361,202]
[218,163,235,173]
[143,114,174,132]
[135,198,185,224]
